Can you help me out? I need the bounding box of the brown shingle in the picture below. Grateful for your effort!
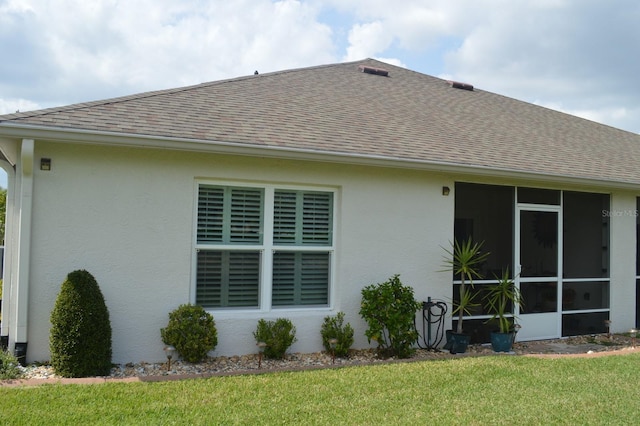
[2,58,640,184]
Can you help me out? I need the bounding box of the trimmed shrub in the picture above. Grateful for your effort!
[49,270,112,377]
[359,274,422,358]
[320,312,354,358]
[253,318,297,359]
[161,304,218,363]
[0,349,23,380]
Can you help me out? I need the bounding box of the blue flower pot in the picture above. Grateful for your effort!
[449,332,471,354]
[490,331,515,352]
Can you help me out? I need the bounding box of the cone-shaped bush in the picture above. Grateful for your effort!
[49,270,112,377]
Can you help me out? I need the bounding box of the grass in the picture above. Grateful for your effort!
[2,354,640,425]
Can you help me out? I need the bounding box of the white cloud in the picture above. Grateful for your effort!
[0,99,42,115]
[536,100,638,133]
[343,21,393,61]
[337,1,461,63]
[1,0,336,104]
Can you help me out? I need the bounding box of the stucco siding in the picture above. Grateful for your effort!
[24,140,454,363]
[609,191,637,329]
[17,139,639,365]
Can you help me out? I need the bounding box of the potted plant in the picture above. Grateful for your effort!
[484,268,523,352]
[441,238,489,353]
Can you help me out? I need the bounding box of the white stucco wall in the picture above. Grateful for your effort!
[10,138,639,364]
[608,191,637,330]
[22,141,455,363]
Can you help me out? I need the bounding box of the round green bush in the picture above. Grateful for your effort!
[360,274,421,358]
[0,349,23,380]
[161,304,218,363]
[49,270,112,378]
[253,318,297,359]
[320,312,354,358]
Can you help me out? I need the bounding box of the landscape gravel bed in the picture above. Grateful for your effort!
[15,334,638,381]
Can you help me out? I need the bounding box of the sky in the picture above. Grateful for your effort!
[1,0,640,187]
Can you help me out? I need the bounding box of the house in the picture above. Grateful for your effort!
[1,59,639,364]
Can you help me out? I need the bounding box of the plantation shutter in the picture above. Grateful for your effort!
[196,250,260,308]
[273,191,332,245]
[197,186,224,243]
[272,252,329,306]
[273,191,297,244]
[198,186,263,244]
[302,191,332,245]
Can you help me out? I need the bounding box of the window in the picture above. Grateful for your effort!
[272,190,333,306]
[273,190,333,245]
[195,184,334,309]
[272,252,330,306]
[196,250,261,308]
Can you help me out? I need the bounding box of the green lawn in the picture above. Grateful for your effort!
[2,354,640,425]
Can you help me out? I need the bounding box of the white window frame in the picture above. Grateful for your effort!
[192,180,337,313]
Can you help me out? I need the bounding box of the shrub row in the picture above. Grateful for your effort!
[160,307,355,362]
[46,270,420,379]
[161,275,420,362]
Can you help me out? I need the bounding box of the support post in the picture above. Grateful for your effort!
[12,139,34,362]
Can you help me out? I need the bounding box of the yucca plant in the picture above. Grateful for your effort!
[484,268,523,334]
[442,238,490,335]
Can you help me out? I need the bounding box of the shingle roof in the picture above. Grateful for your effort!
[2,58,640,185]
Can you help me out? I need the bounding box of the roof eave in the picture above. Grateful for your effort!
[1,122,638,191]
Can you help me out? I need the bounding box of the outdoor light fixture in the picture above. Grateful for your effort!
[442,186,450,196]
[40,158,51,171]
[604,320,612,338]
[329,338,338,364]
[164,345,176,370]
[630,328,638,347]
[257,341,267,369]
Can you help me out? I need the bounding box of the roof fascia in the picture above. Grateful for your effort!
[1,122,639,191]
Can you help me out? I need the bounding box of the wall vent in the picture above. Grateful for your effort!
[359,65,389,77]
[448,80,474,91]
